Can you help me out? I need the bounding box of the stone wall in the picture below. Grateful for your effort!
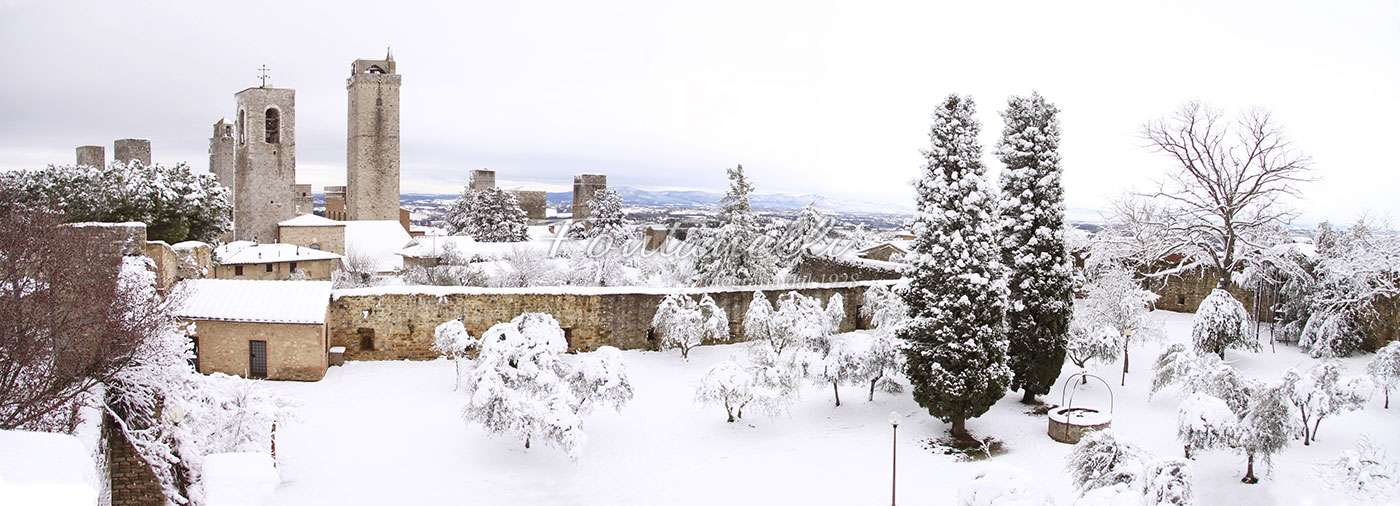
[144,241,179,292]
[279,223,347,255]
[213,257,339,281]
[329,281,894,360]
[172,241,212,279]
[192,319,328,381]
[792,254,905,284]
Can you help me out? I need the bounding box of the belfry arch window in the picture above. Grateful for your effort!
[264,108,280,144]
[365,65,385,74]
[237,109,246,145]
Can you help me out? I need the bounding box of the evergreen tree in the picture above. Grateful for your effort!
[898,94,1011,438]
[444,187,529,242]
[996,92,1073,403]
[692,165,778,286]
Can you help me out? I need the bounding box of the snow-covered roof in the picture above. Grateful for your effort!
[397,234,561,260]
[172,240,210,251]
[0,430,98,506]
[333,279,896,299]
[856,240,910,256]
[176,279,332,324]
[345,220,413,273]
[214,241,344,265]
[278,214,346,227]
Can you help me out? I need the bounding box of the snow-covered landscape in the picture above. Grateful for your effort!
[260,310,1397,506]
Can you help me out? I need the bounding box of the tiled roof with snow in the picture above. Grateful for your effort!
[278,214,346,227]
[176,279,332,324]
[214,242,344,265]
[344,220,413,273]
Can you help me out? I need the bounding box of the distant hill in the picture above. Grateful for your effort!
[544,186,915,215]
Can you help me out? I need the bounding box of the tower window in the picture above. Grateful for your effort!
[265,108,280,144]
[376,97,382,106]
[237,109,246,145]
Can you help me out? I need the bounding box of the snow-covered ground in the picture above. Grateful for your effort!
[264,310,1399,505]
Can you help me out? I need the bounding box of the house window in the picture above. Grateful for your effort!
[1177,294,1186,306]
[234,265,244,276]
[310,243,321,250]
[189,336,200,371]
[265,263,273,273]
[358,327,376,351]
[290,262,298,272]
[265,108,280,144]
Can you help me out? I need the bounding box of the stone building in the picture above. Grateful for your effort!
[572,173,607,219]
[114,139,151,167]
[470,169,495,191]
[346,51,401,222]
[293,183,314,215]
[76,145,104,169]
[324,185,347,220]
[213,241,343,281]
[208,118,236,189]
[278,214,347,254]
[176,279,332,381]
[233,86,297,243]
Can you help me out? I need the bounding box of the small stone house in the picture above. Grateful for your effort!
[213,241,344,280]
[278,214,347,254]
[176,279,333,381]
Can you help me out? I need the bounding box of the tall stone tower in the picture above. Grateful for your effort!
[208,118,236,190]
[345,50,401,221]
[76,145,104,169]
[572,173,607,220]
[470,169,495,191]
[233,86,297,243]
[114,139,151,166]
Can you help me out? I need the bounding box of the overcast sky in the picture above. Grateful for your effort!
[1,0,1396,224]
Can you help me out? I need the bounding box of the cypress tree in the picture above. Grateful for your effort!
[899,94,1010,439]
[997,92,1073,403]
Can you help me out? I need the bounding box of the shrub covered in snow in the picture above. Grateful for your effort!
[433,320,478,389]
[1143,459,1192,506]
[1175,392,1237,459]
[652,293,730,359]
[1367,341,1400,409]
[957,462,1053,506]
[1068,430,1150,494]
[1284,361,1372,446]
[695,360,753,423]
[1236,380,1299,483]
[1315,436,1398,501]
[1191,289,1257,359]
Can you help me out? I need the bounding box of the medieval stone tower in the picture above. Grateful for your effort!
[345,50,401,221]
[233,86,297,242]
[572,173,607,220]
[208,118,236,190]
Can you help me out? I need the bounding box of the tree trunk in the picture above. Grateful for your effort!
[1121,343,1130,386]
[1242,452,1258,484]
[951,418,967,439]
[832,382,841,407]
[1311,416,1324,444]
[453,358,461,391]
[525,434,531,449]
[1386,389,1390,410]
[726,404,735,423]
[1184,446,1191,459]
[869,379,877,402]
[1300,408,1311,445]
[1021,389,1037,404]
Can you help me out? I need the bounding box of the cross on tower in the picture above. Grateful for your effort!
[257,65,271,88]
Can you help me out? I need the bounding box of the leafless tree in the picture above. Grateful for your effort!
[1140,101,1314,288]
[0,189,174,431]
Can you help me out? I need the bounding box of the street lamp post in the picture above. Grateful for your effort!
[889,411,902,506]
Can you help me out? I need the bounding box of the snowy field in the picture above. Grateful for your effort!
[264,310,1399,506]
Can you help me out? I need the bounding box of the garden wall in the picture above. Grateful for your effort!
[329,281,896,360]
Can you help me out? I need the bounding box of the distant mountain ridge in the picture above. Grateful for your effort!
[544,186,916,215]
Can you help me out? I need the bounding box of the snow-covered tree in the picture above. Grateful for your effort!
[743,291,775,343]
[996,91,1073,404]
[811,338,862,407]
[1316,436,1399,501]
[2,161,232,243]
[444,187,529,242]
[1080,263,1160,385]
[768,291,829,355]
[1284,361,1373,445]
[773,203,831,267]
[1149,344,1253,414]
[899,94,1011,439]
[825,293,846,333]
[574,187,630,241]
[695,360,753,422]
[1192,289,1258,359]
[651,293,730,359]
[1175,392,1237,459]
[861,284,908,332]
[1368,341,1400,409]
[460,313,583,459]
[742,339,802,418]
[567,346,633,417]
[1291,219,1400,358]
[1236,380,1299,483]
[1067,429,1150,494]
[857,330,905,402]
[691,164,780,286]
[1065,314,1121,369]
[433,319,478,390]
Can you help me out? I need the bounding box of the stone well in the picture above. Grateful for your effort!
[1048,372,1114,444]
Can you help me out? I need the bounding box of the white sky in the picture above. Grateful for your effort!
[1,0,1396,224]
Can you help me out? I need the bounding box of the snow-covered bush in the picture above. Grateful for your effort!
[1143,459,1192,506]
[770,291,830,355]
[857,330,905,402]
[957,462,1053,506]
[743,291,775,343]
[443,187,528,242]
[404,264,488,287]
[824,293,845,333]
[1191,289,1257,359]
[743,337,803,419]
[651,293,730,359]
[861,284,907,333]
[492,247,559,288]
[1287,219,1400,358]
[1284,361,1372,445]
[567,346,633,417]
[1236,380,1299,483]
[433,320,478,390]
[1367,341,1400,409]
[1315,436,1398,501]
[1067,430,1150,494]
[460,313,632,460]
[1150,344,1253,414]
[695,360,753,423]
[1175,392,1237,459]
[810,338,861,407]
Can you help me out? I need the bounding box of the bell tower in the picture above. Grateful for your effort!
[346,48,402,221]
[233,66,297,242]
